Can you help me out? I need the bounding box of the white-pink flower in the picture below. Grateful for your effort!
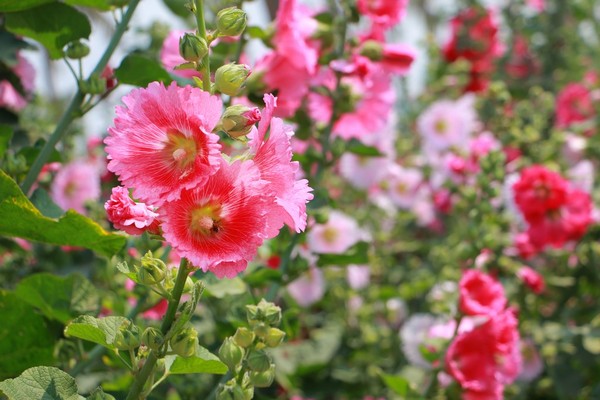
[307,210,365,254]
[346,264,370,290]
[287,266,325,307]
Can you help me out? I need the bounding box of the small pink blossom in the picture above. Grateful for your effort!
[51,160,100,215]
[459,269,507,317]
[105,186,160,236]
[105,82,223,206]
[0,81,27,111]
[338,154,389,190]
[379,164,423,209]
[346,265,370,290]
[517,266,545,294]
[307,210,365,254]
[357,0,409,27]
[287,266,325,307]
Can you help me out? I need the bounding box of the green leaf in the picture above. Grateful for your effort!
[0,125,13,159]
[246,26,268,40]
[243,268,282,287]
[0,170,126,257]
[0,0,54,12]
[317,241,370,267]
[345,139,383,157]
[30,188,64,218]
[115,261,138,282]
[64,0,112,11]
[5,3,91,59]
[64,315,131,349]
[381,374,409,396]
[0,366,84,400]
[14,273,100,323]
[165,347,227,375]
[115,54,173,87]
[204,276,246,298]
[0,290,55,380]
[16,139,62,165]
[86,387,116,400]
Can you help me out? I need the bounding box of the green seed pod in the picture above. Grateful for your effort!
[216,7,247,37]
[218,337,245,370]
[214,63,251,96]
[245,349,271,373]
[249,363,275,388]
[170,326,198,358]
[65,41,90,60]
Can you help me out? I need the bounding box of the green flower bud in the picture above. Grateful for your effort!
[80,74,106,95]
[264,327,286,348]
[183,276,195,294]
[219,105,262,138]
[218,337,245,370]
[216,381,247,400]
[249,364,275,388]
[137,252,167,285]
[233,327,255,348]
[141,327,164,352]
[252,322,269,339]
[170,326,198,358]
[179,33,208,63]
[245,349,271,373]
[65,41,90,60]
[258,299,282,326]
[359,40,384,61]
[214,63,251,96]
[216,7,247,37]
[114,322,141,350]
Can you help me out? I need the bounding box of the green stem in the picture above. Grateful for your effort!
[195,0,212,93]
[20,0,142,195]
[126,259,192,400]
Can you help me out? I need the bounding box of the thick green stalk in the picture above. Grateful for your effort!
[195,0,212,93]
[126,259,192,400]
[20,0,142,195]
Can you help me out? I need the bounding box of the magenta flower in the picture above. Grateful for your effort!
[51,160,100,215]
[357,0,409,27]
[105,82,222,206]
[248,94,313,236]
[105,186,160,236]
[159,159,270,278]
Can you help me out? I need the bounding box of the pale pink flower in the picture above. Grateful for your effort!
[105,186,160,235]
[338,153,389,190]
[159,159,270,278]
[105,82,222,206]
[0,54,35,111]
[287,266,325,307]
[51,160,100,214]
[307,210,365,254]
[526,0,545,12]
[248,94,313,236]
[346,264,370,290]
[517,339,544,382]
[417,96,477,159]
[160,30,202,80]
[379,164,423,209]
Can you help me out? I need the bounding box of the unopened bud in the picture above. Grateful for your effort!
[179,33,208,63]
[141,327,164,352]
[216,381,246,400]
[216,7,247,37]
[80,74,106,95]
[245,349,271,373]
[170,326,198,358]
[258,299,282,326]
[252,322,269,339]
[359,40,384,61]
[138,252,166,285]
[114,322,141,350]
[218,337,245,370]
[214,63,251,96]
[65,41,90,60]
[233,327,255,348]
[220,105,261,138]
[264,327,286,347]
[249,364,275,387]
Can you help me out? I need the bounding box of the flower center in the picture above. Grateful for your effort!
[190,204,222,237]
[322,227,338,244]
[164,130,200,175]
[434,119,448,135]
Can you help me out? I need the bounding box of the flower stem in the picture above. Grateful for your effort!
[125,259,192,400]
[195,0,212,93]
[20,0,142,195]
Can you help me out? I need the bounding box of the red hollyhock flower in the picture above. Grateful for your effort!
[512,165,569,222]
[555,82,595,129]
[459,269,507,317]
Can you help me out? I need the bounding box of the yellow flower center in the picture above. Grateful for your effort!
[190,204,222,237]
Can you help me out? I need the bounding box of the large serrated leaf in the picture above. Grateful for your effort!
[64,315,131,349]
[115,54,173,87]
[0,366,84,400]
[14,273,100,323]
[5,3,91,59]
[0,290,55,380]
[0,170,126,257]
[164,346,227,375]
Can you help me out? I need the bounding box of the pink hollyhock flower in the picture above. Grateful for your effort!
[555,82,595,129]
[51,160,100,214]
[357,0,409,27]
[446,309,521,400]
[512,165,568,222]
[159,159,270,278]
[338,153,389,190]
[287,266,325,307]
[517,266,545,294]
[380,43,416,75]
[105,186,160,235]
[513,232,538,259]
[417,96,476,158]
[518,339,544,382]
[248,94,313,236]
[160,30,202,80]
[255,0,319,117]
[459,269,507,317]
[347,264,370,290]
[105,82,222,206]
[307,210,365,254]
[379,164,423,209]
